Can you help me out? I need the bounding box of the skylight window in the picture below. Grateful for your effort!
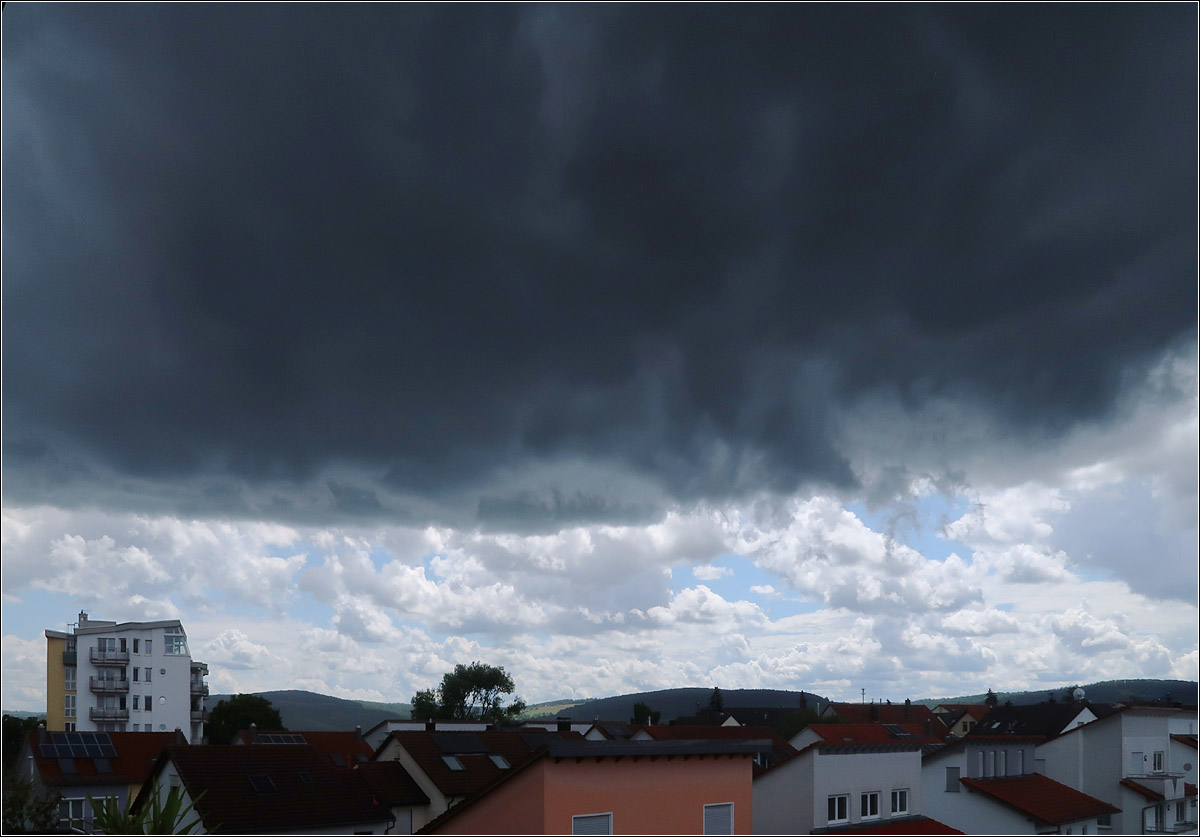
[442,756,465,771]
[249,775,278,792]
[489,754,510,769]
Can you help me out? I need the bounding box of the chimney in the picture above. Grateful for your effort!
[556,717,572,734]
[355,725,362,741]
[78,611,89,627]
[425,721,436,732]
[904,698,911,720]
[250,722,257,743]
[869,703,879,721]
[38,724,47,744]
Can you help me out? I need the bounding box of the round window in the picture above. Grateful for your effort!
[159,696,167,705]
[159,724,166,731]
[160,668,167,676]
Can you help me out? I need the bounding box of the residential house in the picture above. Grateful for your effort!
[921,733,1120,834]
[931,705,990,738]
[1037,703,1196,835]
[755,723,955,834]
[135,744,392,834]
[356,760,431,835]
[17,729,184,833]
[371,729,569,830]
[419,737,764,835]
[630,724,798,773]
[821,701,950,738]
[363,720,490,752]
[233,726,374,768]
[45,610,209,743]
[971,700,1099,739]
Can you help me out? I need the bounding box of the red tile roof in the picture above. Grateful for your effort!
[826,815,964,834]
[1172,734,1198,750]
[960,774,1121,825]
[24,730,182,788]
[385,730,567,799]
[148,744,391,833]
[807,723,944,746]
[356,760,430,807]
[234,729,374,767]
[825,703,949,735]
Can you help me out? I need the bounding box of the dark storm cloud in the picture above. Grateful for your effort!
[3,5,1195,524]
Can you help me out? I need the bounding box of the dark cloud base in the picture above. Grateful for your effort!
[3,5,1195,525]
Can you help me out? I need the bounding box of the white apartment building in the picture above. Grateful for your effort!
[45,611,209,743]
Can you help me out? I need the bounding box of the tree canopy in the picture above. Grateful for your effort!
[631,701,661,725]
[206,694,285,745]
[411,662,526,725]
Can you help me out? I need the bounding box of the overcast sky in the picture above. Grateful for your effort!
[3,5,1196,712]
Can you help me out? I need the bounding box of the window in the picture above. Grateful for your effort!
[248,775,277,793]
[827,795,849,824]
[1176,800,1186,821]
[1097,813,1112,829]
[145,640,152,656]
[860,792,880,820]
[59,798,86,828]
[977,751,985,777]
[572,813,613,835]
[946,766,961,792]
[133,695,140,710]
[64,695,76,718]
[703,803,733,835]
[133,639,140,654]
[98,638,115,652]
[119,638,127,652]
[1017,749,1025,775]
[65,668,76,690]
[133,668,139,682]
[145,667,152,683]
[441,756,465,771]
[990,751,998,777]
[164,628,188,656]
[488,754,510,769]
[891,789,909,815]
[145,695,152,712]
[64,722,76,732]
[1153,751,1165,772]
[1000,750,1008,776]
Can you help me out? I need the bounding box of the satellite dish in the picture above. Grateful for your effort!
[1072,688,1086,701]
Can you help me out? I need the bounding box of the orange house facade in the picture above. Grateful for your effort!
[424,739,758,835]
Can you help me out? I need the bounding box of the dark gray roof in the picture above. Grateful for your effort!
[546,738,769,758]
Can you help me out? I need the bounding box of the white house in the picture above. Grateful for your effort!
[1037,704,1197,835]
[755,724,958,834]
[921,734,1120,834]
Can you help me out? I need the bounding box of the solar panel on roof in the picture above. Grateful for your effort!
[430,732,488,754]
[66,732,84,745]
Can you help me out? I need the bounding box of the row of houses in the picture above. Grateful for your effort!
[16,697,1197,834]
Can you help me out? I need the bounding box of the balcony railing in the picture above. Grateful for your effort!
[89,707,129,722]
[89,649,130,665]
[190,681,209,696]
[89,677,130,693]
[62,650,77,666]
[190,708,209,722]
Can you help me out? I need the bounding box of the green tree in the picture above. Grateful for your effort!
[631,701,661,725]
[1,775,61,834]
[410,662,526,725]
[984,688,999,707]
[205,694,284,745]
[2,715,43,775]
[708,687,725,713]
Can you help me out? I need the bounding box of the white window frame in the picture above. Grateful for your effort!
[1153,751,1165,772]
[571,812,613,835]
[891,789,909,815]
[703,802,733,835]
[827,794,849,824]
[64,694,76,718]
[861,791,880,820]
[65,668,76,691]
[59,798,86,829]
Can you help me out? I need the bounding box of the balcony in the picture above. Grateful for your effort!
[89,707,129,722]
[89,649,130,665]
[190,708,209,722]
[62,650,77,666]
[190,681,209,696]
[89,677,130,693]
